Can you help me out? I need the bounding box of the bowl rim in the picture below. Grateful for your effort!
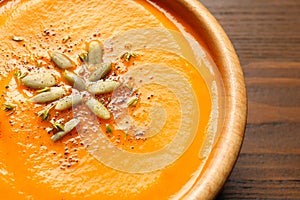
[164,0,247,199]
[0,0,247,198]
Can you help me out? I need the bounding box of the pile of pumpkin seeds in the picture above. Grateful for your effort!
[16,40,135,141]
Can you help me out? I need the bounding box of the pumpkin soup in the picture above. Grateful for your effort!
[0,0,224,199]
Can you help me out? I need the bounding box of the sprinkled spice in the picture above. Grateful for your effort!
[36,60,42,67]
[78,52,88,62]
[37,104,55,121]
[12,36,143,144]
[120,52,139,62]
[106,124,113,134]
[14,70,28,84]
[52,121,64,131]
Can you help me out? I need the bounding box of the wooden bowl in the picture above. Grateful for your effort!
[0,0,246,198]
[158,0,247,199]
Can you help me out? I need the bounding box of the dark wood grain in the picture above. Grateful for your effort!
[217,62,300,199]
[199,0,300,199]
[201,0,300,66]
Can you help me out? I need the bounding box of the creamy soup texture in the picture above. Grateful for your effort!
[0,0,224,199]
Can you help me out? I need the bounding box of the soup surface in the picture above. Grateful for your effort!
[0,0,222,199]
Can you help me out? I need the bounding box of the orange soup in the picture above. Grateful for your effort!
[0,0,223,199]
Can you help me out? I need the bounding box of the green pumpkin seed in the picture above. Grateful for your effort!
[64,118,80,132]
[127,96,139,107]
[87,80,119,94]
[51,131,66,142]
[87,40,103,66]
[62,35,70,43]
[51,118,80,142]
[3,103,16,115]
[85,98,110,120]
[55,94,83,111]
[88,62,112,82]
[12,36,24,42]
[63,70,86,91]
[3,103,16,111]
[21,74,57,89]
[51,52,74,69]
[31,87,65,103]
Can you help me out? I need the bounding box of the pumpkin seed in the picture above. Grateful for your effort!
[51,118,80,142]
[87,40,103,66]
[3,103,16,111]
[127,96,139,107]
[51,51,74,69]
[31,87,65,103]
[51,131,65,141]
[21,74,57,89]
[55,94,83,111]
[88,62,112,82]
[85,98,110,120]
[3,103,16,116]
[12,36,24,42]
[37,104,55,121]
[64,118,80,132]
[62,35,70,43]
[87,80,119,94]
[63,70,86,91]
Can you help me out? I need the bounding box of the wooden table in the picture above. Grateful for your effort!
[199,0,300,199]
